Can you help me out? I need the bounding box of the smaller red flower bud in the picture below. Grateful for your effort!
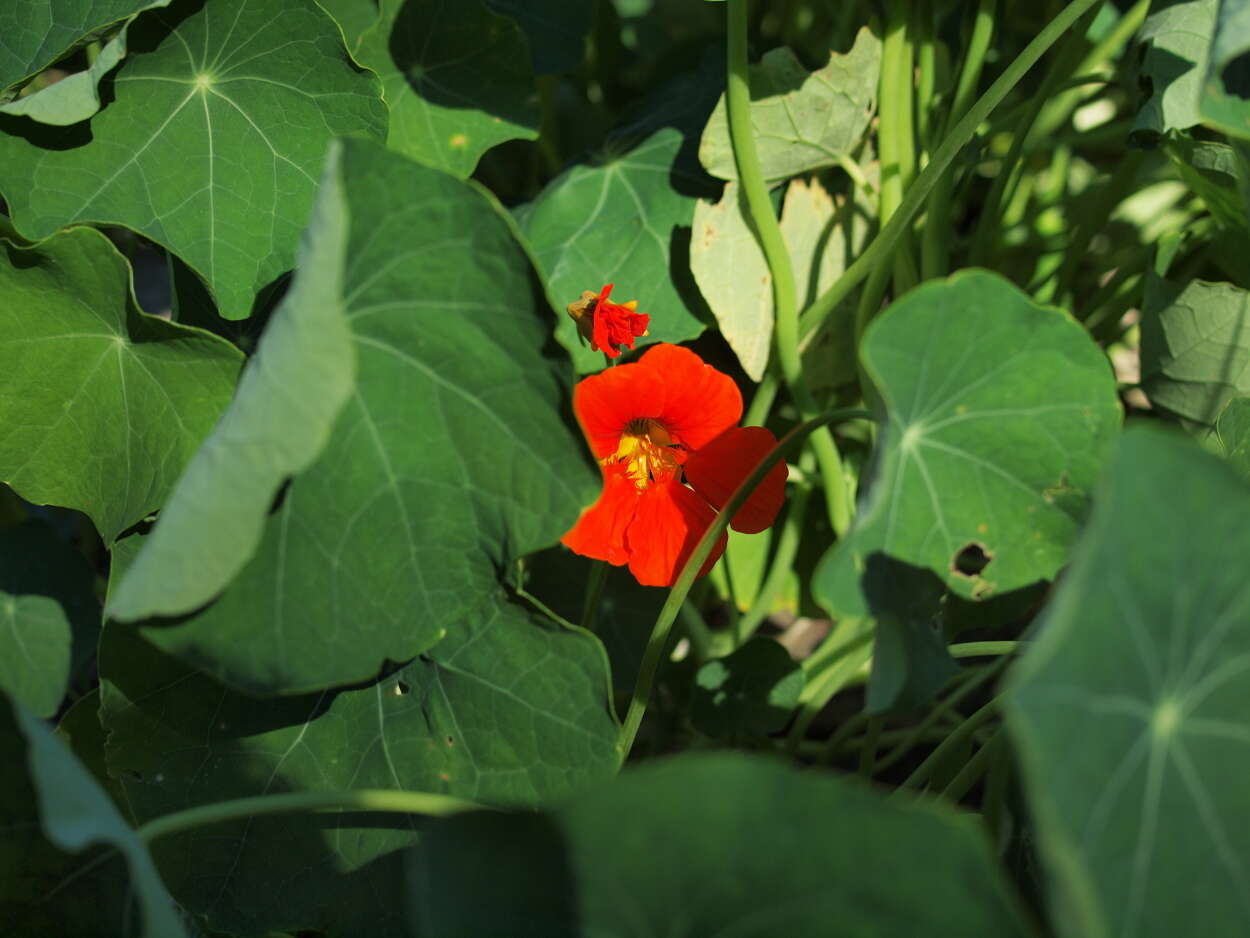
[566,283,650,359]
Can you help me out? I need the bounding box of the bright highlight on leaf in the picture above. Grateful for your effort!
[566,283,650,358]
[563,344,787,587]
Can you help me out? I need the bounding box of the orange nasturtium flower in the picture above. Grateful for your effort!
[567,283,650,358]
[562,344,788,587]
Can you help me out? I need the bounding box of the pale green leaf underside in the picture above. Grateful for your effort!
[700,27,881,184]
[815,271,1121,617]
[1133,0,1216,138]
[0,0,387,320]
[99,604,617,937]
[0,28,127,124]
[1008,426,1250,938]
[0,226,242,542]
[1140,273,1250,426]
[412,753,1036,937]
[357,0,538,177]
[112,137,599,696]
[0,0,169,94]
[523,127,710,373]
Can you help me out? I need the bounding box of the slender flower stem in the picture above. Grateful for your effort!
[877,0,917,295]
[725,0,853,537]
[616,407,871,762]
[580,560,610,633]
[948,640,1020,659]
[799,0,1104,342]
[136,790,480,845]
[940,728,1004,803]
[896,692,1004,792]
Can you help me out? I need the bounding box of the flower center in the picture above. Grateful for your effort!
[607,418,683,489]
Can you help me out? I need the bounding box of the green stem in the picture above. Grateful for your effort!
[897,691,1004,791]
[736,458,814,640]
[801,0,1103,341]
[878,0,918,295]
[948,640,1020,659]
[616,408,870,761]
[725,0,853,537]
[857,716,884,777]
[744,368,780,428]
[940,728,1003,803]
[580,561,610,633]
[785,617,875,752]
[137,789,479,845]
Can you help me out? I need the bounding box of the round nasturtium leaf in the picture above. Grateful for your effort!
[814,270,1122,618]
[0,0,387,320]
[1007,425,1250,938]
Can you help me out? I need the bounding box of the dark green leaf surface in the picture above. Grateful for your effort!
[0,520,99,717]
[356,0,538,177]
[699,28,880,184]
[316,0,379,50]
[485,0,592,74]
[0,0,387,320]
[1133,0,1216,140]
[0,695,186,938]
[1140,272,1250,426]
[1216,396,1250,478]
[110,138,600,696]
[410,753,1036,938]
[1201,0,1250,138]
[690,639,803,738]
[98,603,617,937]
[0,226,242,542]
[1007,426,1250,938]
[0,0,168,94]
[815,271,1121,617]
[523,127,714,372]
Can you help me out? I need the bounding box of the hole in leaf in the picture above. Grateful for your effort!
[446,736,454,746]
[952,542,992,578]
[393,680,410,696]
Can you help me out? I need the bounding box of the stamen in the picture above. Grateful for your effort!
[604,418,682,489]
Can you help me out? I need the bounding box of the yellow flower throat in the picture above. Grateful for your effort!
[606,418,681,489]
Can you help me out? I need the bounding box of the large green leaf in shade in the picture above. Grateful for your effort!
[98,604,617,938]
[485,0,593,74]
[1140,273,1250,426]
[108,137,600,695]
[355,0,538,177]
[1007,426,1250,938]
[316,0,380,51]
[0,0,167,93]
[0,696,187,938]
[523,127,715,373]
[0,519,99,717]
[409,753,1036,937]
[0,226,242,542]
[814,271,1121,618]
[0,0,387,320]
[1133,0,1216,140]
[699,27,880,184]
[1201,0,1250,138]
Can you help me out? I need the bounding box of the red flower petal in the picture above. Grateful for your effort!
[561,463,639,566]
[573,363,668,461]
[684,426,787,535]
[637,344,742,450]
[624,479,726,587]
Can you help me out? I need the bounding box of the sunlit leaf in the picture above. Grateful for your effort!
[814,271,1121,617]
[0,226,242,542]
[1007,425,1250,938]
[109,137,599,695]
[0,0,387,319]
[1133,0,1216,140]
[410,753,1037,937]
[1200,0,1250,138]
[356,0,538,177]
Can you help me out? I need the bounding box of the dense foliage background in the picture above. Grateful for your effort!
[3,0,1250,935]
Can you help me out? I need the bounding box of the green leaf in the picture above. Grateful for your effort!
[1006,425,1250,938]
[98,604,617,937]
[0,226,242,542]
[1133,0,1216,140]
[356,0,538,177]
[1140,272,1250,426]
[0,0,387,320]
[0,694,186,937]
[523,127,716,372]
[0,28,127,124]
[0,519,99,717]
[0,0,169,94]
[109,137,599,695]
[699,28,881,184]
[484,0,593,74]
[410,753,1037,937]
[1215,396,1250,478]
[1200,0,1250,138]
[814,271,1122,618]
[690,638,803,738]
[315,0,380,51]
